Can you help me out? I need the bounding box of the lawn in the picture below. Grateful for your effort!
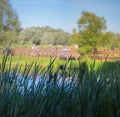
[0,55,81,72]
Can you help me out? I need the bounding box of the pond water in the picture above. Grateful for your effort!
[12,73,78,93]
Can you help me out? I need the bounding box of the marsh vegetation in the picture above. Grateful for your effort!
[0,54,120,117]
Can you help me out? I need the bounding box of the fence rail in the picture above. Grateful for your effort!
[92,49,120,60]
[0,47,80,60]
[2,48,120,60]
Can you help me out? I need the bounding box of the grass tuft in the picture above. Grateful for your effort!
[0,54,120,117]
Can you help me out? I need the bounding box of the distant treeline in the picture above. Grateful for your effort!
[1,0,120,55]
[18,26,70,45]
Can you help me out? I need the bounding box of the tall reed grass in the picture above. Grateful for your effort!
[0,54,120,117]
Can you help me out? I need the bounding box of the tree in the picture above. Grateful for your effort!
[69,30,80,45]
[33,38,41,45]
[0,0,20,45]
[77,11,107,54]
[100,32,113,48]
[18,27,70,45]
[78,11,106,35]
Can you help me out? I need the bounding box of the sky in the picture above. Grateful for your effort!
[10,0,120,34]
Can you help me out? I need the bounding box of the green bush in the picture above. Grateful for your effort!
[33,39,41,45]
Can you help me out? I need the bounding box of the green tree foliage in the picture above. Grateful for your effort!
[78,11,106,35]
[97,32,120,49]
[32,38,41,45]
[100,32,113,48]
[69,29,82,48]
[109,33,120,48]
[18,26,70,45]
[78,11,107,53]
[0,0,20,45]
[70,11,107,54]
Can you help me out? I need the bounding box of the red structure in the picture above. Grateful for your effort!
[30,46,80,60]
[92,49,120,60]
[0,46,80,60]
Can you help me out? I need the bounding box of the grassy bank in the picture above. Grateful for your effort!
[0,54,120,117]
[0,55,80,71]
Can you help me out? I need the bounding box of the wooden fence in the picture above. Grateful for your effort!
[92,49,120,60]
[2,48,120,60]
[0,47,80,60]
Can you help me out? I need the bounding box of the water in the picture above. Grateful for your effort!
[9,73,78,94]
